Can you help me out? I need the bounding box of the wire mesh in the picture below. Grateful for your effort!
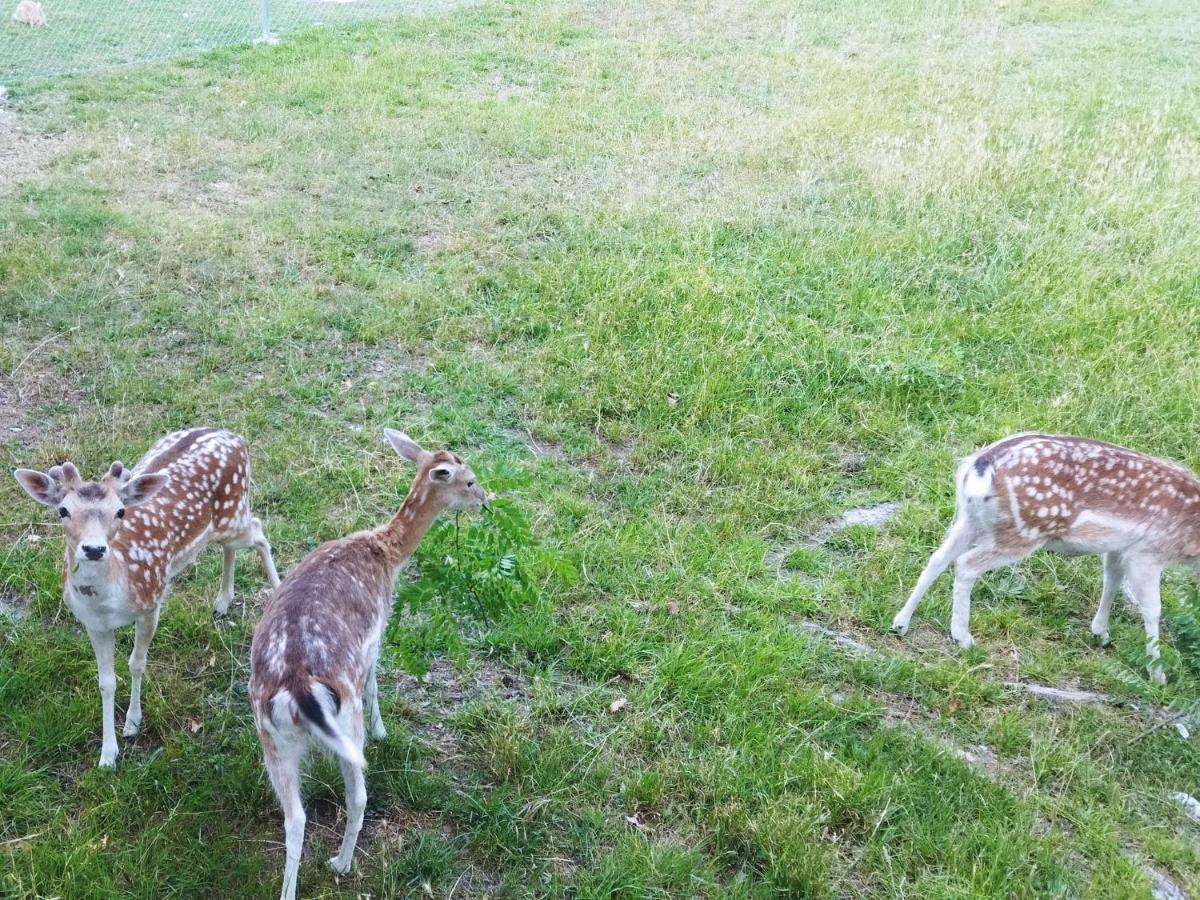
[1,0,477,83]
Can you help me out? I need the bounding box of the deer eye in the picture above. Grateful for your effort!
[116,508,125,519]
[57,506,69,518]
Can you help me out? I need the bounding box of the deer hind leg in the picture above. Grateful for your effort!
[329,713,367,874]
[1124,560,1166,685]
[364,656,386,741]
[892,515,974,636]
[949,543,1038,649]
[124,606,160,737]
[265,742,307,900]
[1090,553,1122,646]
[329,755,367,874]
[213,517,280,616]
[251,516,281,588]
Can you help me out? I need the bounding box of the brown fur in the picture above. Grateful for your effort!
[248,433,486,900]
[108,427,257,608]
[893,432,1200,683]
[250,452,451,713]
[15,427,280,767]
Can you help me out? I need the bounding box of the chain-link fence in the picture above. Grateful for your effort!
[1,0,476,83]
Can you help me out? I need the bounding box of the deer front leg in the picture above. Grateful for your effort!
[1090,552,1121,646]
[893,517,972,636]
[125,607,160,736]
[214,546,236,617]
[86,627,119,768]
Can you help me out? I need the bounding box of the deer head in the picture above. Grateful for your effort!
[384,429,488,511]
[15,461,169,565]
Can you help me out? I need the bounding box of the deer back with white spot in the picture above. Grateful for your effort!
[976,434,1200,559]
[115,428,253,607]
[250,437,485,717]
[248,429,489,900]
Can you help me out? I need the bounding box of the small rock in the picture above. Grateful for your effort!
[624,812,648,831]
[1149,867,1187,900]
[608,697,628,715]
[1175,722,1190,740]
[1169,792,1200,824]
[1004,682,1110,704]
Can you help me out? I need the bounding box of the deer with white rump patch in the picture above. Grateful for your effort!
[250,430,488,900]
[15,427,281,767]
[891,432,1200,684]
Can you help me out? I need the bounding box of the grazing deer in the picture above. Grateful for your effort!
[890,432,1200,683]
[12,0,48,26]
[250,430,487,900]
[15,428,281,767]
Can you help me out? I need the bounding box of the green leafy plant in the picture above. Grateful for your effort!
[385,467,553,678]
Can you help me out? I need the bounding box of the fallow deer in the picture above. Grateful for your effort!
[15,427,281,767]
[891,432,1200,683]
[250,429,487,900]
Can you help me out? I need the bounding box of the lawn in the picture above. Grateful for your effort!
[0,0,478,81]
[3,0,1200,896]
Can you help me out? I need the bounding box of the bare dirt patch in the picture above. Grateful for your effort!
[0,588,28,620]
[415,229,448,256]
[837,445,868,474]
[388,656,533,765]
[605,437,635,465]
[467,73,535,103]
[498,426,565,461]
[0,353,84,446]
[813,501,901,541]
[0,107,72,197]
[768,501,901,582]
[796,621,875,656]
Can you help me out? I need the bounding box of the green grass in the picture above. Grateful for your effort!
[0,0,477,81]
[4,0,1200,896]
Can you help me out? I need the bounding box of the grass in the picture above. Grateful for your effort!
[3,0,1200,895]
[0,0,477,81]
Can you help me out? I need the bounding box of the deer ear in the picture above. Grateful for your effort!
[119,473,169,507]
[14,469,64,506]
[384,429,426,464]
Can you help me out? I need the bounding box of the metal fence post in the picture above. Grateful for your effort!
[256,0,279,44]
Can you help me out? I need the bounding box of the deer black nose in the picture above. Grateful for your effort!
[82,545,107,561]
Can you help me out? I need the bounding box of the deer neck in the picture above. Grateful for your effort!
[377,480,445,573]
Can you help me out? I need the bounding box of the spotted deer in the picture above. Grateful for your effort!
[14,427,281,767]
[890,432,1200,683]
[250,429,487,900]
